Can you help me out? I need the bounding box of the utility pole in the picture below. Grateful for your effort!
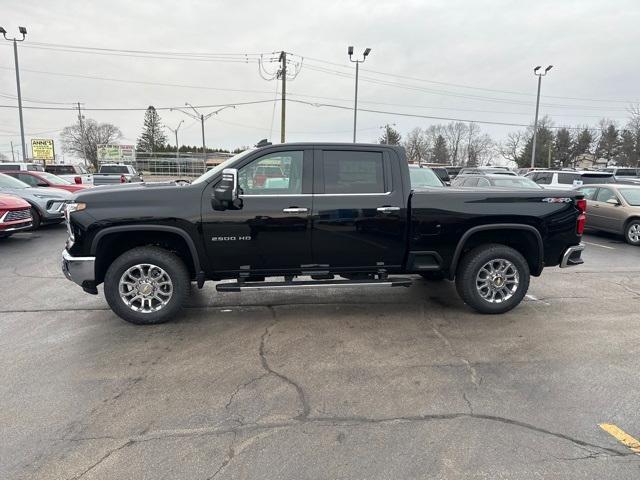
[279,51,287,143]
[77,102,88,167]
[348,46,372,143]
[168,120,184,159]
[548,142,552,168]
[531,65,553,169]
[1,26,27,161]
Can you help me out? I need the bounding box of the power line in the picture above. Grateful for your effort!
[0,99,277,111]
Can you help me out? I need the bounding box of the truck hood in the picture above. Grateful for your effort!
[74,181,197,205]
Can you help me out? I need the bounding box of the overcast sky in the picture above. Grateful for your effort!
[1,0,639,161]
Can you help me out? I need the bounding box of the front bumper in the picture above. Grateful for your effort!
[62,249,96,288]
[560,243,585,268]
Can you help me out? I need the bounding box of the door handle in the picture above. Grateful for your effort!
[377,206,400,213]
[283,207,309,213]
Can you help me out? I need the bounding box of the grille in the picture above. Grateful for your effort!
[4,209,32,222]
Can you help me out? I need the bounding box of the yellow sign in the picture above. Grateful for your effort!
[31,139,55,162]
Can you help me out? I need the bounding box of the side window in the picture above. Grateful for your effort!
[534,172,552,185]
[322,150,385,194]
[18,174,39,186]
[477,177,491,187]
[238,150,303,195]
[579,187,598,200]
[464,177,479,187]
[558,173,579,185]
[595,188,616,203]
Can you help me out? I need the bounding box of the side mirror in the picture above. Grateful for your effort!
[212,168,240,210]
[606,198,620,206]
[37,182,49,187]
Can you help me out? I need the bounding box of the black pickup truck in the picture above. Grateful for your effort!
[62,142,586,324]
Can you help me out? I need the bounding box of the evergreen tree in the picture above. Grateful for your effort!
[554,128,573,167]
[517,126,554,168]
[136,106,167,152]
[595,122,620,164]
[379,124,402,145]
[432,135,450,164]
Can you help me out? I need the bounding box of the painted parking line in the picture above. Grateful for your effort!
[583,241,616,250]
[599,423,640,455]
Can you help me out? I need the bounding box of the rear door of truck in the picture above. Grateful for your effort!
[311,146,408,270]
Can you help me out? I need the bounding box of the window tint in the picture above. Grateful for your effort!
[581,174,614,184]
[238,151,303,195]
[322,151,385,194]
[47,165,75,174]
[558,173,579,184]
[100,165,129,174]
[595,188,616,203]
[579,187,598,200]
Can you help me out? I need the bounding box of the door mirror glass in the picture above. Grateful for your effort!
[213,168,239,210]
[606,197,620,206]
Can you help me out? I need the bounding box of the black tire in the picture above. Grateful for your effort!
[419,271,446,281]
[455,244,530,314]
[30,207,41,230]
[624,219,640,246]
[104,246,190,325]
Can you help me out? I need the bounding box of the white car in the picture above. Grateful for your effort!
[0,162,44,172]
[525,170,614,189]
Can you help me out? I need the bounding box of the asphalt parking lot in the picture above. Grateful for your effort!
[1,225,639,479]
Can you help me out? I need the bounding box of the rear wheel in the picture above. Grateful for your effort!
[625,220,640,246]
[104,246,190,325]
[455,244,530,314]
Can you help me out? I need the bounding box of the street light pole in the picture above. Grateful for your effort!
[348,46,371,143]
[531,65,553,169]
[168,120,184,159]
[1,26,27,161]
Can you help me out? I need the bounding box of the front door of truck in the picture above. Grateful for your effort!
[311,147,407,270]
[201,148,313,274]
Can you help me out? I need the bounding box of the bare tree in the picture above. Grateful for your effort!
[499,131,525,165]
[443,122,468,165]
[403,127,428,164]
[61,119,122,170]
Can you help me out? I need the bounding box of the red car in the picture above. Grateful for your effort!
[3,170,91,193]
[0,193,32,238]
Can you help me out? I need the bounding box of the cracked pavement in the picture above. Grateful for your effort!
[1,225,639,479]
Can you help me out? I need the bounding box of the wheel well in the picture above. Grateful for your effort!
[454,228,542,277]
[94,231,196,284]
[624,216,640,229]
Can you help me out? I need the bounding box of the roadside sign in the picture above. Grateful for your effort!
[31,139,55,163]
[97,144,136,163]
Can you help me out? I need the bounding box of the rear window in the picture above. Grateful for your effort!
[46,165,75,174]
[409,168,444,188]
[27,164,44,172]
[614,169,638,177]
[322,151,385,194]
[580,174,614,184]
[99,165,129,174]
[0,164,20,171]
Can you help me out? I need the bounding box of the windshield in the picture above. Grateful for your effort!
[0,173,29,189]
[192,149,255,185]
[492,177,542,189]
[37,171,71,185]
[409,168,444,188]
[619,188,640,206]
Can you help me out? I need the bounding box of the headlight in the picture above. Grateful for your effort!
[65,202,86,216]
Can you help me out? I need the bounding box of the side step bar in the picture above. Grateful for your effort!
[216,277,412,292]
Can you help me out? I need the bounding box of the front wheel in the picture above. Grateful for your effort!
[625,220,640,246]
[455,244,530,314]
[104,246,190,325]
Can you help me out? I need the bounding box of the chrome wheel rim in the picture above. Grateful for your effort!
[476,258,519,304]
[119,263,173,313]
[628,224,640,243]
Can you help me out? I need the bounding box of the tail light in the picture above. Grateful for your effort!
[120,175,126,183]
[576,198,586,235]
[74,176,82,184]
